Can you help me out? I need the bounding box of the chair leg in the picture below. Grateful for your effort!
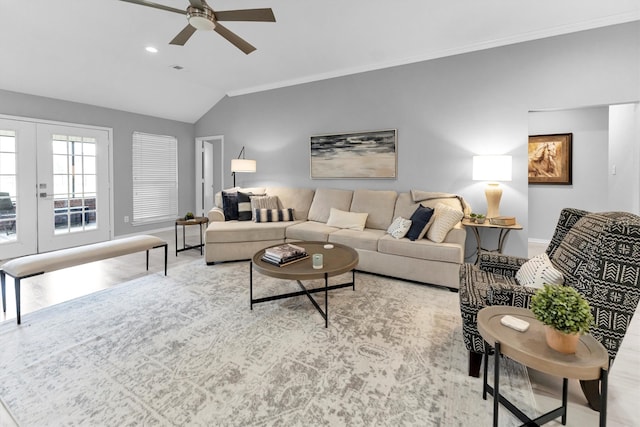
[1,270,6,313]
[469,351,482,377]
[580,379,601,412]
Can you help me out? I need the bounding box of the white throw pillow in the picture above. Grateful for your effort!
[387,216,412,239]
[516,253,565,289]
[426,203,464,243]
[326,208,368,231]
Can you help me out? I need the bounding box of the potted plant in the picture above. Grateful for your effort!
[469,213,478,223]
[475,213,486,224]
[184,212,195,220]
[530,284,594,354]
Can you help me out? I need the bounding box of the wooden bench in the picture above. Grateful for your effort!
[1,235,168,324]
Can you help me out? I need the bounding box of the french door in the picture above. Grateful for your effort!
[0,118,111,260]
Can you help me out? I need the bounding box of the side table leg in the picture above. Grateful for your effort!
[493,341,500,427]
[472,227,482,264]
[199,223,204,255]
[600,368,608,427]
[561,377,568,425]
[174,222,178,256]
[483,342,490,400]
[250,261,253,310]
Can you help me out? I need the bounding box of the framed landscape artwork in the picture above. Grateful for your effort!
[528,133,572,185]
[310,129,397,179]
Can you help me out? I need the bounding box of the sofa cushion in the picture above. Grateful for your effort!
[329,228,386,252]
[387,216,412,239]
[215,187,266,209]
[285,221,339,241]
[326,208,368,231]
[406,205,435,241]
[515,253,564,289]
[250,195,279,220]
[205,220,293,243]
[266,187,315,221]
[378,234,463,264]
[222,190,239,220]
[427,203,464,243]
[237,191,253,221]
[307,188,353,223]
[350,189,398,230]
[254,208,295,222]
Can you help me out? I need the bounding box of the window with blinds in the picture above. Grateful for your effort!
[132,132,178,225]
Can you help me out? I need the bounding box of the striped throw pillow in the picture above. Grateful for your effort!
[254,208,295,223]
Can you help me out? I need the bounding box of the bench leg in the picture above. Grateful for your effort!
[15,278,21,325]
[1,270,6,313]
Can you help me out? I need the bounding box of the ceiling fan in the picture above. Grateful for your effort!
[119,0,275,54]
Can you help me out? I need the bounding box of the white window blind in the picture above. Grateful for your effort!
[132,132,178,225]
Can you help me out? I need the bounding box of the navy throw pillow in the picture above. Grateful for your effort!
[222,190,239,220]
[406,205,435,241]
[237,191,253,221]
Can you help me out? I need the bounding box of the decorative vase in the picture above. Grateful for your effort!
[544,326,580,354]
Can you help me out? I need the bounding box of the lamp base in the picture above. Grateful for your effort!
[485,183,502,219]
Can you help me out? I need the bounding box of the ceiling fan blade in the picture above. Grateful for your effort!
[119,0,186,15]
[213,22,256,54]
[214,8,276,22]
[188,0,204,8]
[170,25,197,46]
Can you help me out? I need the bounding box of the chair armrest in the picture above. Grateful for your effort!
[478,252,529,278]
[207,207,225,222]
[487,282,538,308]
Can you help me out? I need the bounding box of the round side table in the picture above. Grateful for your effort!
[174,216,209,256]
[477,306,609,427]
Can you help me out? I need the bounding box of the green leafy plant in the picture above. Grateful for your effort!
[530,284,593,334]
[184,212,195,220]
[475,213,485,219]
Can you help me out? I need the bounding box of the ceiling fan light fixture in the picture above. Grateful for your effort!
[187,6,216,31]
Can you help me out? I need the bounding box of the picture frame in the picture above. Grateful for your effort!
[528,133,572,185]
[310,129,397,179]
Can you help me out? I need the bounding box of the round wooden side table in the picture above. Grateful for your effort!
[477,306,609,427]
[174,216,209,256]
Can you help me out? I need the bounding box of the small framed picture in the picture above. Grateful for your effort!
[528,133,572,185]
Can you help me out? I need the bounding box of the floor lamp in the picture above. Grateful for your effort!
[472,155,512,219]
[231,146,256,187]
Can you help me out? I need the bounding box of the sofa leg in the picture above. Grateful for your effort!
[469,351,482,377]
[580,379,601,412]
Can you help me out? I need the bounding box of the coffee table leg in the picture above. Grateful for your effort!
[493,341,500,427]
[562,377,568,425]
[324,272,328,328]
[250,261,253,310]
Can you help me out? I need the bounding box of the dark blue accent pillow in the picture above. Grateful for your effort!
[222,190,239,220]
[237,191,253,221]
[406,205,434,241]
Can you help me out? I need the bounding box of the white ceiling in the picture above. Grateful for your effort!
[1,1,638,123]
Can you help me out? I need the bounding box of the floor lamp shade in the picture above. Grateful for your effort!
[231,159,257,173]
[472,155,512,218]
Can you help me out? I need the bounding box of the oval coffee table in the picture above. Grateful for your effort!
[478,306,609,427]
[250,241,358,328]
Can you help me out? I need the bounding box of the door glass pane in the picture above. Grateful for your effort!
[0,130,17,242]
[52,135,98,235]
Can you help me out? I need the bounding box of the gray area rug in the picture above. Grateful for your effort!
[0,261,536,426]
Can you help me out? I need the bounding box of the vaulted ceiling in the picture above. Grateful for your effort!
[1,1,638,123]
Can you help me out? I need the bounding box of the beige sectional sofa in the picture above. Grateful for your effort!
[205,187,468,290]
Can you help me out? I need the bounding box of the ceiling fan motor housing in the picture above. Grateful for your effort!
[187,5,216,30]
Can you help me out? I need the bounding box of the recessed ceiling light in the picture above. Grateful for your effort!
[145,46,158,53]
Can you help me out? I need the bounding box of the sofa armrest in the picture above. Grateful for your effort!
[208,207,225,222]
[487,282,537,308]
[478,252,528,277]
[443,223,466,246]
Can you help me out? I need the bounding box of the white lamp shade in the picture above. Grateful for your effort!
[231,158,256,173]
[472,155,512,182]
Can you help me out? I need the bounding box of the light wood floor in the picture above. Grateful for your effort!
[1,235,636,425]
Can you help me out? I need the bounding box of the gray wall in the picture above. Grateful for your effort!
[528,107,610,240]
[0,89,195,236]
[195,22,640,258]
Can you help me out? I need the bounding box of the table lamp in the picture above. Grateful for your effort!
[231,146,256,187]
[472,155,512,218]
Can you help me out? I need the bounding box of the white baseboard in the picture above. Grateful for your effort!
[528,238,550,246]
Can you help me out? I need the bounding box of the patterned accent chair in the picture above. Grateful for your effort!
[459,208,640,409]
